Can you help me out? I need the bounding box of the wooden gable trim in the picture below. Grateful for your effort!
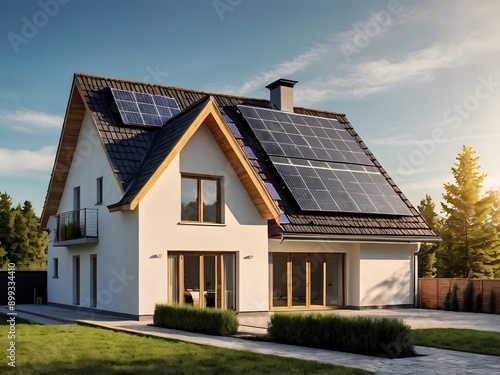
[40,82,85,228]
[127,99,280,222]
[41,78,124,228]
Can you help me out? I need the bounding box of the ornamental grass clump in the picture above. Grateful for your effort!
[267,313,415,358]
[154,304,238,336]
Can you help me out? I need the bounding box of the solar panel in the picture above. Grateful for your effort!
[238,105,372,165]
[110,89,181,127]
[270,157,411,216]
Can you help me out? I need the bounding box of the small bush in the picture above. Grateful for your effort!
[452,283,459,312]
[489,289,496,314]
[474,293,483,313]
[462,281,474,312]
[444,288,452,311]
[267,313,414,358]
[153,304,238,336]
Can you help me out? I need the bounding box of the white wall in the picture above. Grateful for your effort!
[268,240,418,307]
[47,113,140,316]
[359,243,418,306]
[268,239,359,306]
[137,124,269,315]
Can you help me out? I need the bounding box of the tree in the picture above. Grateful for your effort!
[0,192,47,270]
[440,146,499,278]
[417,195,440,277]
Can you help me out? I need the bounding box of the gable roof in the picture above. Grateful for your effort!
[41,73,439,242]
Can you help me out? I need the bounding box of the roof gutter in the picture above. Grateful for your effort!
[276,233,442,244]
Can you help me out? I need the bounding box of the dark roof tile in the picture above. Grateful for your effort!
[74,73,438,240]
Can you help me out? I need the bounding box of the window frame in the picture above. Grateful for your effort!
[53,258,59,278]
[96,177,103,205]
[181,174,222,224]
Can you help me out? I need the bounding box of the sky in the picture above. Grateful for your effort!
[0,0,499,216]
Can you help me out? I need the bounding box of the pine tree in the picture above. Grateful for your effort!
[0,192,47,270]
[0,192,13,267]
[21,200,47,269]
[417,195,440,277]
[486,189,500,277]
[441,146,499,278]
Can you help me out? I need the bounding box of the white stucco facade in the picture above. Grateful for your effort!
[47,113,139,317]
[47,114,421,319]
[137,124,269,315]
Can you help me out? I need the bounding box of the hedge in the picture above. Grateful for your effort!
[268,313,415,358]
[153,304,239,336]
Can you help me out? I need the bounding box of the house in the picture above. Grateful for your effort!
[41,73,439,320]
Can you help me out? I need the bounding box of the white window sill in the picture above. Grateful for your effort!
[177,221,226,227]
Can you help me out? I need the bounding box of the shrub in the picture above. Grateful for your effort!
[153,304,238,336]
[452,283,459,312]
[66,221,82,239]
[462,281,474,312]
[489,289,496,314]
[59,224,68,241]
[267,313,415,358]
[474,293,483,313]
[444,288,452,311]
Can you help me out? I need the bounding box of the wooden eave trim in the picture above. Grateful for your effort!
[127,100,280,222]
[40,82,84,228]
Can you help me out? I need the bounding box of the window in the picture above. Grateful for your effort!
[73,187,80,210]
[96,177,103,204]
[90,255,97,307]
[181,176,221,223]
[53,258,59,278]
[73,256,80,305]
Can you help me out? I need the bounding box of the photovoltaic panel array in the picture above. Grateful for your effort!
[237,105,372,165]
[111,89,181,127]
[271,157,412,215]
[237,105,411,216]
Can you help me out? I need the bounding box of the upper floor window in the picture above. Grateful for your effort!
[96,177,103,204]
[181,175,221,223]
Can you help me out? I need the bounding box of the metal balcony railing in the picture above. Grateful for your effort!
[55,208,98,245]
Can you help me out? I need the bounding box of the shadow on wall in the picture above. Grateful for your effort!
[361,267,410,306]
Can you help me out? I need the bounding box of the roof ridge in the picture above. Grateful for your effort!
[73,72,345,116]
[118,95,213,200]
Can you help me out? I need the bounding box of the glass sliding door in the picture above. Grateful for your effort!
[291,255,307,307]
[272,254,288,307]
[309,255,324,306]
[168,255,178,304]
[168,252,235,309]
[271,253,344,309]
[326,255,343,306]
[223,254,235,309]
[183,255,200,305]
[203,255,216,308]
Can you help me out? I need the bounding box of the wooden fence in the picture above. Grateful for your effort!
[418,278,500,314]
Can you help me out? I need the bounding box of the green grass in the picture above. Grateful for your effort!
[413,328,500,356]
[0,316,370,374]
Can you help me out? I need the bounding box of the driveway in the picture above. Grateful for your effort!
[237,308,500,335]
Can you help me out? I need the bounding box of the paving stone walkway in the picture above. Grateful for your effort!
[3,305,500,374]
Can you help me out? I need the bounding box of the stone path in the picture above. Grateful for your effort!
[2,305,500,374]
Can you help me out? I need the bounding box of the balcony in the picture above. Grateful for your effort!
[54,208,99,247]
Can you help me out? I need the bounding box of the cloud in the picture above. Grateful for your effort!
[217,44,329,96]
[0,109,63,131]
[368,134,422,146]
[296,37,492,104]
[0,145,56,176]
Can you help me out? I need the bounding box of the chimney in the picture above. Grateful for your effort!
[266,78,298,112]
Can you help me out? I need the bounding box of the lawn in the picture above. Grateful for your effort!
[0,317,370,374]
[413,328,500,356]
